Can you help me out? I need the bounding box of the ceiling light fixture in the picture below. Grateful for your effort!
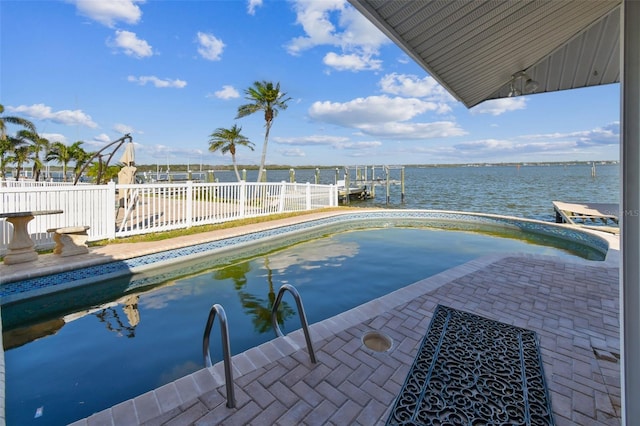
[508,80,522,97]
[507,71,539,97]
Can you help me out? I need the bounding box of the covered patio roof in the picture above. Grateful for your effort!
[349,0,621,107]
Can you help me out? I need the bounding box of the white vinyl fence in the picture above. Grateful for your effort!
[1,180,338,256]
[0,180,80,187]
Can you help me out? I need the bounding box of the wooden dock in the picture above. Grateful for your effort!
[552,201,619,234]
[341,165,405,204]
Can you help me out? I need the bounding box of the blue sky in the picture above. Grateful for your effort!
[1,0,621,168]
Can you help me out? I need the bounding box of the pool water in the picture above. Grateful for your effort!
[2,225,603,425]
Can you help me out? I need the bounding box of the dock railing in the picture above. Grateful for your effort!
[0,180,338,256]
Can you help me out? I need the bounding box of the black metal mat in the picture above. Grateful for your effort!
[387,305,554,425]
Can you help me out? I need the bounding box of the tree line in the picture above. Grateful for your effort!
[0,80,290,184]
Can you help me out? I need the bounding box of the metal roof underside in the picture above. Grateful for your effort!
[348,0,621,108]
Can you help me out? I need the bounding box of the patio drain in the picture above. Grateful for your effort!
[362,331,393,352]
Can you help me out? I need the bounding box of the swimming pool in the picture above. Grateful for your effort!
[1,212,609,425]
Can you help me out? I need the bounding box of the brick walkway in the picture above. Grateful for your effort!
[73,254,620,426]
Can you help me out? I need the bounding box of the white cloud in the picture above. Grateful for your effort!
[379,73,457,105]
[286,0,389,72]
[274,135,350,146]
[247,0,262,15]
[358,121,467,139]
[72,0,144,28]
[308,95,467,138]
[274,136,382,159]
[436,120,615,162]
[279,148,306,157]
[577,128,620,147]
[145,144,207,161]
[273,135,383,151]
[525,122,620,147]
[213,85,240,99]
[110,30,153,58]
[196,32,225,61]
[323,52,381,71]
[309,95,441,126]
[8,104,98,128]
[338,6,388,51]
[77,138,109,153]
[40,133,67,144]
[419,122,620,162]
[342,141,382,149]
[470,97,527,116]
[113,123,134,134]
[452,139,580,157]
[93,133,113,143]
[454,139,519,152]
[286,0,344,55]
[397,55,410,64]
[127,75,187,88]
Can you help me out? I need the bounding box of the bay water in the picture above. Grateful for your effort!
[205,163,620,222]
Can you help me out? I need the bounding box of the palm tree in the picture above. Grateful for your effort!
[2,135,27,179]
[86,161,119,184]
[0,137,17,179]
[16,130,49,181]
[236,81,291,182]
[68,141,91,183]
[0,103,36,141]
[0,104,36,179]
[8,143,31,181]
[237,257,295,334]
[208,124,255,181]
[46,141,72,181]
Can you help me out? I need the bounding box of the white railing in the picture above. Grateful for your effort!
[1,181,338,255]
[0,179,81,188]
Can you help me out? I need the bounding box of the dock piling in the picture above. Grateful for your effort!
[385,166,391,205]
[344,171,350,205]
[401,167,405,203]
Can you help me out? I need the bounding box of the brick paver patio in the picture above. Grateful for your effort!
[71,253,620,426]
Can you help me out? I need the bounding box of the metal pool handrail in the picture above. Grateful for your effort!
[202,303,236,408]
[271,284,317,364]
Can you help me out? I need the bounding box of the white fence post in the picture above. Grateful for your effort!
[279,182,286,213]
[239,181,246,218]
[186,180,193,228]
[306,182,311,210]
[331,184,337,206]
[107,181,117,240]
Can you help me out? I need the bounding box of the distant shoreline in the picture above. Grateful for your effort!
[129,160,619,173]
[8,161,618,180]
